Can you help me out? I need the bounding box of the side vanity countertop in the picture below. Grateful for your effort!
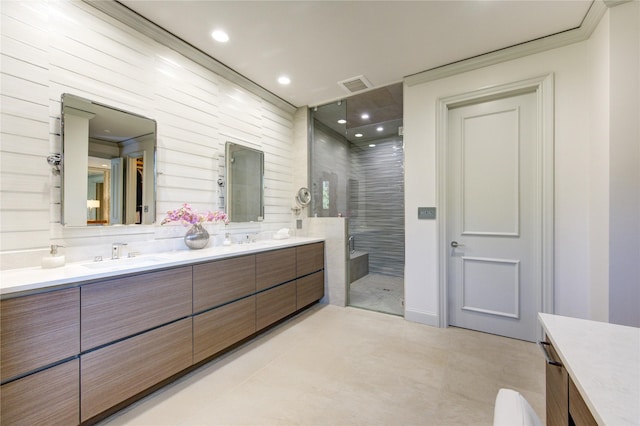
[538,313,640,426]
[0,237,324,297]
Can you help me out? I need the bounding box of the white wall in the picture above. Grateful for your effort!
[588,9,610,323]
[608,1,640,327]
[404,30,602,324]
[405,3,640,325]
[0,1,298,268]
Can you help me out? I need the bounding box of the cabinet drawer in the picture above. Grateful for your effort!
[545,340,568,426]
[1,288,79,381]
[297,270,324,309]
[81,267,192,351]
[569,377,597,426]
[297,242,324,276]
[256,247,296,291]
[80,318,192,422]
[194,296,256,363]
[194,255,256,312]
[0,359,79,426]
[256,281,297,330]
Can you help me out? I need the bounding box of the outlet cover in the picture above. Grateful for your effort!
[418,207,436,220]
[296,219,303,229]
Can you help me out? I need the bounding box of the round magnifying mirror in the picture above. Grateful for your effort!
[296,187,311,207]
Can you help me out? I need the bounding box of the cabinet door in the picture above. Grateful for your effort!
[0,359,79,426]
[256,281,297,330]
[256,247,296,291]
[569,377,598,426]
[1,288,79,381]
[545,341,569,426]
[81,267,192,351]
[297,270,324,309]
[194,255,255,312]
[194,296,256,363]
[80,318,192,422]
[297,242,324,276]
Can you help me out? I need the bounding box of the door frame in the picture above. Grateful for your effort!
[436,74,555,335]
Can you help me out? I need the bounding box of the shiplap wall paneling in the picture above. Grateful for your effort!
[1,0,297,261]
[0,1,51,251]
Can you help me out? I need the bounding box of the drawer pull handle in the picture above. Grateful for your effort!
[538,341,562,367]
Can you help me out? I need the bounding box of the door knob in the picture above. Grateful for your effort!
[450,241,465,248]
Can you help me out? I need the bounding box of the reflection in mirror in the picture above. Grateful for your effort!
[225,142,264,223]
[61,93,156,226]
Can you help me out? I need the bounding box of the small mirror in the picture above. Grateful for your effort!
[225,142,264,222]
[61,93,156,226]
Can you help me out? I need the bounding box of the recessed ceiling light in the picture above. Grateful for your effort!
[337,119,346,124]
[278,75,291,85]
[369,144,376,148]
[376,126,384,132]
[361,113,369,120]
[211,30,229,43]
[355,133,363,138]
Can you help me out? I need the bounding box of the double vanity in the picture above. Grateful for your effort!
[0,238,325,425]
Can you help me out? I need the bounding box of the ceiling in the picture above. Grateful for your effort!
[117,0,594,109]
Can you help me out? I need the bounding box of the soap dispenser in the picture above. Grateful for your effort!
[41,244,65,268]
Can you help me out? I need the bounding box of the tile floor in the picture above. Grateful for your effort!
[101,304,545,426]
[349,274,404,316]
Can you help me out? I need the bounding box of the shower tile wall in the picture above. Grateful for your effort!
[311,122,350,217]
[350,138,404,277]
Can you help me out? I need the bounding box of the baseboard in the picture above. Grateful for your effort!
[404,309,439,327]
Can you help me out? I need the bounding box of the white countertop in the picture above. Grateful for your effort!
[0,237,324,297]
[539,313,640,426]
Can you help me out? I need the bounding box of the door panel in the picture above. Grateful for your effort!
[448,91,538,341]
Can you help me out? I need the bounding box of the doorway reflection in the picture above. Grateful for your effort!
[310,83,405,316]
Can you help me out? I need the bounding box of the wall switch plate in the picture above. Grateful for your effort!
[296,219,303,229]
[418,207,436,220]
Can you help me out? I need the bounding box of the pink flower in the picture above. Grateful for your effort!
[161,203,228,226]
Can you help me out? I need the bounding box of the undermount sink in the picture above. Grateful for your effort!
[81,255,169,270]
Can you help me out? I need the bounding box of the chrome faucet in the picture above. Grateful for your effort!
[112,242,128,260]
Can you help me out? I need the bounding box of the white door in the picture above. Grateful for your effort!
[447,91,539,342]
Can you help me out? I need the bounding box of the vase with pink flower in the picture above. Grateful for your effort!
[161,203,228,249]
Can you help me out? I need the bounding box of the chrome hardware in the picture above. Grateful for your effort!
[538,341,562,367]
[450,241,465,248]
[111,242,128,260]
[50,244,64,255]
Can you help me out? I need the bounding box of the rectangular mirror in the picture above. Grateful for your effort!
[61,93,156,226]
[225,142,264,223]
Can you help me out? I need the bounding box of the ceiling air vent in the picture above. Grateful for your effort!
[338,75,373,94]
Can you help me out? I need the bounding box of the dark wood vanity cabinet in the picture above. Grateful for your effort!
[194,297,256,363]
[0,288,80,426]
[297,270,325,309]
[256,281,298,330]
[1,359,80,426]
[256,247,297,291]
[543,339,597,426]
[80,319,192,422]
[1,241,324,425]
[255,242,325,330]
[80,267,192,351]
[193,255,256,312]
[544,341,569,426]
[297,242,324,276]
[0,287,79,381]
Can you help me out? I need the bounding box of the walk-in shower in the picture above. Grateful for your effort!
[310,83,404,316]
